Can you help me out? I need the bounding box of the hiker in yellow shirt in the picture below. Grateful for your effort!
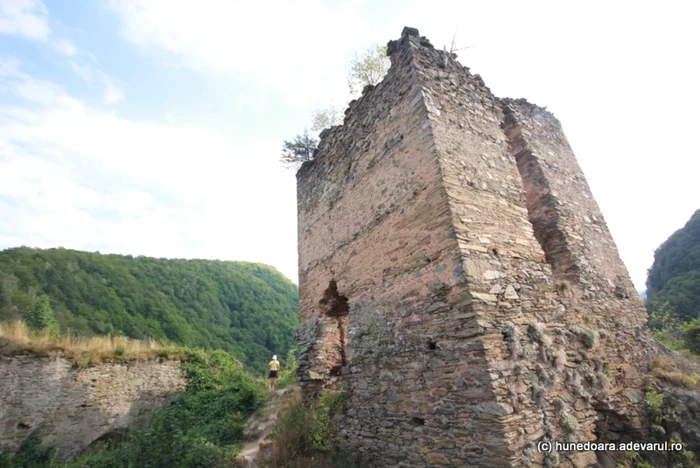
[268,355,280,391]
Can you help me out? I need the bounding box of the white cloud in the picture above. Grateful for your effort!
[0,1,122,104]
[104,84,124,104]
[0,56,22,76]
[0,64,299,282]
[0,0,50,40]
[13,76,77,107]
[0,58,80,107]
[52,37,77,56]
[106,0,369,104]
[3,0,698,291]
[70,61,126,105]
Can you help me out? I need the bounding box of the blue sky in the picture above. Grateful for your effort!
[1,0,698,290]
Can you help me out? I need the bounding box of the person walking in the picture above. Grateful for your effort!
[268,355,280,391]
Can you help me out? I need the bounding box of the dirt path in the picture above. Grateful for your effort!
[239,410,278,465]
[238,386,297,467]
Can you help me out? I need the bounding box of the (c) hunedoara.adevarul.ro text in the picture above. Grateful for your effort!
[537,440,683,454]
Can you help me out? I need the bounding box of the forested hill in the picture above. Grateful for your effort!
[646,209,700,321]
[0,247,298,373]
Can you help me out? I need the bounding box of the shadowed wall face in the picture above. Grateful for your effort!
[296,27,654,467]
[0,354,185,459]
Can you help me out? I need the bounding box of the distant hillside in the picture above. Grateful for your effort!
[0,247,298,373]
[646,210,700,321]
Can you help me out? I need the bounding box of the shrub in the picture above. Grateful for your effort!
[267,397,314,464]
[644,388,665,425]
[580,327,597,349]
[263,389,364,468]
[310,391,348,452]
[0,430,60,468]
[24,296,59,336]
[276,348,298,390]
[559,412,579,434]
[685,319,700,354]
[70,348,264,467]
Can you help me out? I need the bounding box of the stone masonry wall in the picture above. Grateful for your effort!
[296,27,654,467]
[414,33,655,466]
[0,353,186,459]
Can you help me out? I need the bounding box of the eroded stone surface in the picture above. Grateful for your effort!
[296,26,655,467]
[0,354,186,459]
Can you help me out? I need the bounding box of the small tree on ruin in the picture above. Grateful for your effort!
[281,44,389,169]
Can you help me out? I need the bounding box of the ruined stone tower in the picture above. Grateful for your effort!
[296,27,655,467]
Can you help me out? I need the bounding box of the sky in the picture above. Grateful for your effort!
[0,0,698,291]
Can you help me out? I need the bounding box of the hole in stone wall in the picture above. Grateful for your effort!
[320,280,350,371]
[501,105,577,281]
[409,417,425,426]
[320,280,349,317]
[428,340,437,350]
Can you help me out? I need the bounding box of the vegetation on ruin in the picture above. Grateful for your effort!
[0,320,186,366]
[0,346,267,467]
[612,380,699,468]
[650,353,700,389]
[346,45,390,96]
[280,44,389,169]
[646,210,700,355]
[0,247,298,374]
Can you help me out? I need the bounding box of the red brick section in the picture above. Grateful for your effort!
[296,27,655,467]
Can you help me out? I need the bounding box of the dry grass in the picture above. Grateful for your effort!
[651,355,700,389]
[260,387,366,468]
[261,388,315,467]
[0,321,185,366]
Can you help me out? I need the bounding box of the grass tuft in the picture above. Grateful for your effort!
[0,321,185,364]
[650,355,700,389]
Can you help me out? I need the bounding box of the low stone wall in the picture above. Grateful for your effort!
[0,352,187,459]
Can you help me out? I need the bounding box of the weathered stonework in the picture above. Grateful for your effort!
[0,353,186,459]
[296,27,655,467]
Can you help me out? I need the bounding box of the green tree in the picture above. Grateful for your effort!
[347,44,390,96]
[311,104,343,132]
[646,209,700,322]
[684,318,700,354]
[0,247,299,374]
[648,300,686,349]
[281,44,389,169]
[276,347,298,389]
[24,295,59,335]
[0,272,18,308]
[280,129,318,169]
